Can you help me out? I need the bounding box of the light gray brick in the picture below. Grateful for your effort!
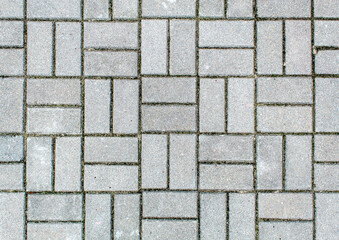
[143,191,197,218]
[56,22,81,76]
[315,135,339,162]
[315,164,339,190]
[258,193,313,220]
[27,137,52,191]
[27,108,81,134]
[114,194,140,240]
[84,165,138,191]
[314,0,339,18]
[200,78,225,132]
[0,78,23,132]
[0,49,24,75]
[141,20,167,75]
[113,80,139,134]
[27,22,52,76]
[170,134,196,189]
[257,21,282,74]
[257,77,313,103]
[0,21,23,46]
[199,49,253,76]
[27,78,81,105]
[28,194,82,221]
[199,164,253,190]
[55,137,81,191]
[113,0,138,19]
[257,135,282,190]
[285,135,312,190]
[170,20,196,75]
[315,21,339,47]
[0,193,24,240]
[228,78,254,133]
[257,0,311,18]
[85,79,111,133]
[84,0,109,19]
[315,50,339,74]
[142,0,196,17]
[27,0,81,19]
[142,105,196,132]
[199,0,224,18]
[27,223,82,240]
[259,222,313,240]
[316,193,339,240]
[0,136,23,162]
[85,194,111,240]
[84,51,137,76]
[84,22,138,49]
[316,78,339,132]
[286,20,312,75]
[142,220,198,240]
[0,0,23,18]
[199,135,253,162]
[257,106,313,133]
[200,193,226,240]
[227,0,253,18]
[142,77,196,103]
[229,193,255,240]
[199,21,253,47]
[0,164,23,190]
[85,137,138,163]
[141,134,168,189]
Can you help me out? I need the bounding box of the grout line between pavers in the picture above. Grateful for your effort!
[282,20,286,75]
[51,138,56,192]
[226,192,230,239]
[282,134,286,190]
[111,193,115,240]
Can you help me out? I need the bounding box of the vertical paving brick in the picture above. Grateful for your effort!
[0,78,23,133]
[27,223,82,240]
[0,49,24,75]
[257,135,282,190]
[85,80,111,133]
[85,194,111,240]
[170,20,196,75]
[142,0,196,17]
[200,78,225,132]
[315,164,339,190]
[113,80,139,134]
[55,137,81,191]
[170,134,196,189]
[257,0,311,18]
[0,0,24,18]
[315,21,339,47]
[259,222,313,240]
[27,22,52,75]
[285,135,312,190]
[0,193,24,240]
[227,0,253,18]
[27,137,52,191]
[113,0,138,19]
[314,0,339,18]
[141,135,167,189]
[228,78,254,133]
[199,0,224,18]
[200,193,226,240]
[114,194,140,240]
[141,20,167,75]
[315,135,339,162]
[84,0,109,19]
[0,136,23,162]
[229,193,255,240]
[315,51,339,74]
[0,164,23,190]
[27,0,81,19]
[257,21,282,74]
[56,22,81,76]
[285,20,312,75]
[0,21,23,46]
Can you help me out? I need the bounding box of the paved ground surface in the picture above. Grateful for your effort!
[0,0,338,239]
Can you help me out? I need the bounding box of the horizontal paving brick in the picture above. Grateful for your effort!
[0,49,24,75]
[27,0,81,19]
[27,223,82,240]
[0,21,23,46]
[0,0,24,18]
[315,50,339,74]
[227,0,253,18]
[315,21,339,47]
[113,0,139,19]
[0,164,23,190]
[0,136,23,162]
[315,164,339,190]
[199,0,224,18]
[315,135,339,162]
[314,0,339,18]
[142,0,196,17]
[257,0,311,18]
[84,0,109,19]
[259,222,313,240]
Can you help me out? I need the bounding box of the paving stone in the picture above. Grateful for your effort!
[142,0,196,17]
[199,0,224,18]
[113,0,139,19]
[199,164,253,190]
[143,191,197,218]
[257,0,311,18]
[142,77,196,103]
[316,193,339,240]
[0,78,23,133]
[315,50,339,74]
[259,222,313,240]
[199,21,253,47]
[28,194,82,221]
[84,0,109,19]
[84,165,138,191]
[315,164,339,190]
[27,78,81,105]
[85,194,111,240]
[258,193,313,220]
[27,0,81,19]
[315,21,339,47]
[0,49,24,75]
[27,223,82,240]
[315,78,339,132]
[0,193,24,240]
[0,136,23,162]
[199,135,253,162]
[0,0,24,18]
[315,135,339,162]
[0,21,23,46]
[227,0,253,18]
[314,0,339,18]
[199,49,253,76]
[200,193,226,240]
[0,164,23,190]
[85,137,138,163]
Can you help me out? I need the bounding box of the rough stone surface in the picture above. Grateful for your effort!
[0,136,24,162]
[0,21,23,47]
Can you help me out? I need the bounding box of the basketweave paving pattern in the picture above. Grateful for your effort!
[0,0,338,239]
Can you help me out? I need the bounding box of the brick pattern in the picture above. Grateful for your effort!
[0,0,338,239]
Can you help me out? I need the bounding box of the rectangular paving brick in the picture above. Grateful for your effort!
[0,136,23,162]
[257,0,311,18]
[199,78,225,132]
[227,0,253,18]
[27,0,81,19]
[142,0,196,17]
[0,0,24,18]
[315,51,339,74]
[315,164,339,190]
[199,164,253,190]
[259,222,313,240]
[84,0,109,19]
[27,223,82,240]
[0,164,23,190]
[199,0,224,18]
[314,0,339,18]
[315,21,339,47]
[315,135,339,162]
[0,21,23,46]
[113,0,139,19]
[0,49,24,75]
